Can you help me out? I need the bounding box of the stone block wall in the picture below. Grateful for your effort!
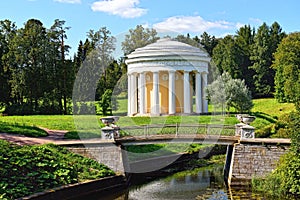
[67,143,126,174]
[228,142,289,186]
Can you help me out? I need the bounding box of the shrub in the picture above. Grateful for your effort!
[252,111,300,199]
[0,141,115,200]
[255,124,273,138]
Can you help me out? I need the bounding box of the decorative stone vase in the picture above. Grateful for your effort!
[236,114,256,138]
[100,117,115,125]
[100,116,120,139]
[241,116,256,125]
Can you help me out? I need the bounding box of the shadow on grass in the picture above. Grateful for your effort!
[0,121,48,137]
[251,112,277,123]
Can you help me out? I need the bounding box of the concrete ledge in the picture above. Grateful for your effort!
[240,138,291,145]
[19,175,127,200]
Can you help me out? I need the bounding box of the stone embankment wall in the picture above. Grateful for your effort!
[228,141,290,186]
[22,175,127,200]
[67,143,127,174]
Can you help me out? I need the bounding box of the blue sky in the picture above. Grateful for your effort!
[1,0,299,57]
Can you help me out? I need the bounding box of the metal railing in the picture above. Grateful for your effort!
[119,124,235,137]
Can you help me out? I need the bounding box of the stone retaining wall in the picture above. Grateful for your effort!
[21,175,127,200]
[67,143,126,174]
[228,142,289,186]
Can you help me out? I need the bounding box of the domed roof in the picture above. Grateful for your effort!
[126,38,210,65]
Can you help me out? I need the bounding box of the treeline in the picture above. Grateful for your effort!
[177,22,300,110]
[0,19,299,115]
[0,19,125,115]
[200,22,286,97]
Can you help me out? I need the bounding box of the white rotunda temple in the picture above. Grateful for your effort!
[125,38,210,116]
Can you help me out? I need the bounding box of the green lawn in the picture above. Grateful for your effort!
[252,98,295,117]
[0,98,295,138]
[0,115,76,131]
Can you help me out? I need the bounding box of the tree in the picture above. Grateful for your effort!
[0,20,17,106]
[87,27,116,101]
[235,25,256,93]
[250,22,285,96]
[175,34,201,48]
[122,25,159,55]
[87,27,115,73]
[98,89,113,115]
[49,19,71,114]
[206,72,253,113]
[199,32,218,56]
[10,19,50,110]
[212,35,244,79]
[273,32,300,110]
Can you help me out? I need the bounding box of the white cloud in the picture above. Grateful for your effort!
[249,18,263,26]
[54,0,81,3]
[91,0,147,18]
[153,16,237,33]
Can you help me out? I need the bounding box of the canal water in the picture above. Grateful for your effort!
[110,165,265,200]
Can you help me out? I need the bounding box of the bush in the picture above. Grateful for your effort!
[252,111,300,199]
[0,141,115,200]
[252,152,300,199]
[255,124,273,138]
[4,104,34,115]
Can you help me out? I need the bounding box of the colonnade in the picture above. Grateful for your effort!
[128,70,208,116]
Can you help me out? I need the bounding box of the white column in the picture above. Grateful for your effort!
[195,71,202,114]
[168,71,176,115]
[127,74,132,116]
[202,72,208,113]
[139,72,146,115]
[184,71,191,114]
[130,73,137,115]
[152,71,160,115]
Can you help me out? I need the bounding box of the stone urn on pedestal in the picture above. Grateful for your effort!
[235,114,256,139]
[100,116,120,140]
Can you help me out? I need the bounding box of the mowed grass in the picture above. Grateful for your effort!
[0,98,295,138]
[0,115,76,131]
[252,98,295,117]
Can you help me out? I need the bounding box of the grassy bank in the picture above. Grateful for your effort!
[0,140,115,200]
[126,143,212,161]
[0,98,295,138]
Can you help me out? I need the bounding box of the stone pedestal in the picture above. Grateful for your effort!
[235,123,245,136]
[241,125,255,139]
[101,126,115,140]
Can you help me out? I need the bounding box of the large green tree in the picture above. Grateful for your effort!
[49,19,71,114]
[235,25,256,93]
[87,27,116,101]
[0,20,16,106]
[1,19,75,114]
[122,25,159,55]
[10,19,50,110]
[250,22,285,96]
[212,35,244,79]
[199,32,219,56]
[273,32,300,110]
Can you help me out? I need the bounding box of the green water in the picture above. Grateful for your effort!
[113,166,265,200]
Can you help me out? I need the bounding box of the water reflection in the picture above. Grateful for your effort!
[113,166,264,200]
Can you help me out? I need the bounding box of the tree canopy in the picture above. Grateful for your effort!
[0,18,295,115]
[206,72,253,113]
[273,32,300,111]
[121,25,159,55]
